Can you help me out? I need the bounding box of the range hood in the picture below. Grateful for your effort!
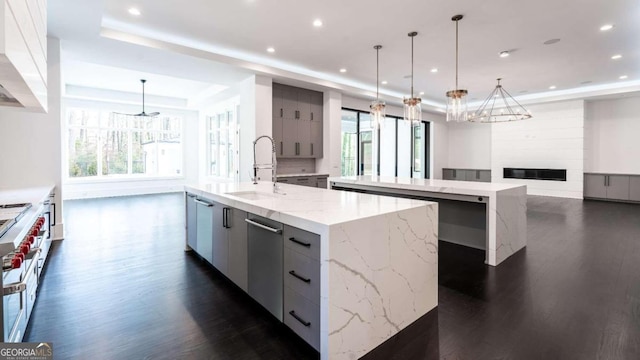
[0,0,48,113]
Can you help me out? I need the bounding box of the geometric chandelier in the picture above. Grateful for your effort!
[468,78,532,122]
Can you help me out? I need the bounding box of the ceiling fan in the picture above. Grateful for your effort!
[113,79,160,117]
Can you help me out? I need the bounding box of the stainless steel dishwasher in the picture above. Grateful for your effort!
[245,214,284,321]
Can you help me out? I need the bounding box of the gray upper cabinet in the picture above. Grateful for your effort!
[630,176,640,202]
[273,83,323,159]
[584,173,635,201]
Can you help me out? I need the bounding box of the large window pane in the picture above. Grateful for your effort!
[101,130,129,175]
[397,120,412,177]
[132,131,156,175]
[412,123,426,178]
[157,132,182,176]
[380,117,397,177]
[341,110,357,176]
[68,128,98,177]
[359,113,373,175]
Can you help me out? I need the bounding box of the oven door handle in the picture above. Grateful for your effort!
[3,249,41,296]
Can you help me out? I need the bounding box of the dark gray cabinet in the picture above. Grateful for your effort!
[277,175,328,188]
[584,173,635,202]
[195,198,214,264]
[211,201,228,276]
[227,207,248,291]
[273,83,323,159]
[630,176,640,202]
[186,193,197,250]
[443,168,491,182]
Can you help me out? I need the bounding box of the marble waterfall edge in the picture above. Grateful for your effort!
[324,204,439,360]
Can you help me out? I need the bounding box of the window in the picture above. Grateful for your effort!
[340,108,429,178]
[67,109,183,179]
[207,108,238,179]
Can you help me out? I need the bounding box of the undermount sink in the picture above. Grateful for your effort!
[226,191,279,201]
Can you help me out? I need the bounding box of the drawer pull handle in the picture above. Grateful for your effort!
[289,311,311,327]
[289,237,311,247]
[289,270,311,283]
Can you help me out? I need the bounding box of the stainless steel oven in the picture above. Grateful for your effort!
[1,205,48,342]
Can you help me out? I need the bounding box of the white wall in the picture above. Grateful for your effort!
[584,97,640,174]
[446,122,492,170]
[0,38,63,237]
[316,91,342,177]
[491,100,585,198]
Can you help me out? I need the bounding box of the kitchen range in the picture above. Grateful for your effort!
[0,187,55,342]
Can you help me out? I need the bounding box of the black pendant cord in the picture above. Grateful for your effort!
[410,35,414,98]
[455,19,459,90]
[376,46,380,100]
[141,79,146,114]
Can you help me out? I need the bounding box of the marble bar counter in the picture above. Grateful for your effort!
[185,181,438,360]
[330,176,527,266]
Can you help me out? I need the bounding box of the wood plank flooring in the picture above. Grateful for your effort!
[24,193,640,359]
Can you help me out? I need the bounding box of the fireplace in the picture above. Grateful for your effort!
[503,168,566,181]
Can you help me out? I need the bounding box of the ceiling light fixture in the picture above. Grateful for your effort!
[431,68,438,73]
[619,75,628,80]
[403,32,421,126]
[446,14,468,122]
[128,7,141,16]
[549,85,557,90]
[339,68,347,73]
[381,80,388,85]
[419,91,425,95]
[267,47,275,53]
[370,45,386,129]
[499,51,510,58]
[313,19,323,27]
[469,78,532,123]
[611,54,622,60]
[600,24,614,31]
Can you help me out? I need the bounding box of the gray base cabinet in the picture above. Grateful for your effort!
[195,198,214,264]
[186,193,197,250]
[443,168,491,182]
[227,208,248,291]
[584,173,636,202]
[277,175,329,188]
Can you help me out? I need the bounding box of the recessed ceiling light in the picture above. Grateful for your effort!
[430,68,438,73]
[600,24,614,31]
[543,38,561,45]
[381,80,388,84]
[419,91,425,95]
[339,68,347,73]
[499,51,510,58]
[313,19,323,27]
[266,47,275,53]
[549,85,557,90]
[128,7,141,16]
[611,54,622,60]
[619,75,628,80]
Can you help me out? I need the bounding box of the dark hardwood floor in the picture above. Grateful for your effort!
[25,193,640,359]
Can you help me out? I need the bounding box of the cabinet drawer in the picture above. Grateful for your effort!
[284,225,320,261]
[316,177,328,189]
[284,248,320,302]
[284,287,320,351]
[294,177,314,187]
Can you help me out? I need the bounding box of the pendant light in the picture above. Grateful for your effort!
[468,78,532,122]
[370,45,386,129]
[445,15,468,122]
[403,32,421,125]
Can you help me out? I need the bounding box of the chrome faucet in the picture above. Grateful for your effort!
[252,135,284,194]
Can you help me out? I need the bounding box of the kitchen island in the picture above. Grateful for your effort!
[330,176,527,266]
[184,181,438,360]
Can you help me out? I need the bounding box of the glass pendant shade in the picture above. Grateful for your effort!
[445,89,468,122]
[403,97,422,125]
[445,15,468,122]
[469,78,532,122]
[403,32,421,126]
[370,100,386,129]
[370,45,386,129]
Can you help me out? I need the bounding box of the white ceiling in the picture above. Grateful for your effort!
[49,0,640,107]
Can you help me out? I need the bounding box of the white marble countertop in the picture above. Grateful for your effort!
[329,176,526,197]
[0,186,54,255]
[276,173,329,178]
[185,181,434,234]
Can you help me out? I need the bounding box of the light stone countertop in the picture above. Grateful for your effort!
[276,173,329,178]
